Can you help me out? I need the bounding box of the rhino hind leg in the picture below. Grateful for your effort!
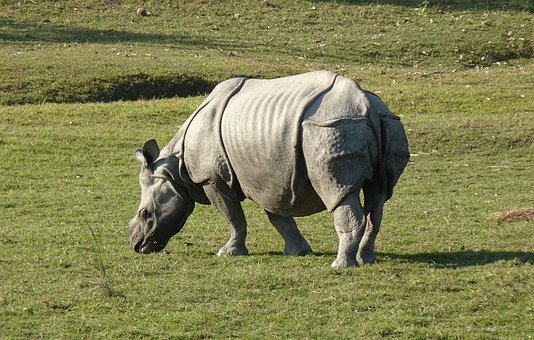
[204,186,249,257]
[358,186,387,265]
[265,211,313,256]
[356,202,384,264]
[331,192,367,268]
[357,215,380,265]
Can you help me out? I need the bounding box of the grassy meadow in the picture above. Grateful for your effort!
[1,0,533,338]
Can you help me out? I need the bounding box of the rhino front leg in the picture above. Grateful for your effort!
[331,193,366,268]
[265,211,312,256]
[204,185,249,257]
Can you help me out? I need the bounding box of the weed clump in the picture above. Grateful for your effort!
[88,225,122,298]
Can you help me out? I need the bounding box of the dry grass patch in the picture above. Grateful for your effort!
[496,208,534,223]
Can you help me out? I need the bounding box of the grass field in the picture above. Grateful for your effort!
[1,0,533,338]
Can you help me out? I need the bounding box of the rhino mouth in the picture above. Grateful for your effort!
[134,237,167,254]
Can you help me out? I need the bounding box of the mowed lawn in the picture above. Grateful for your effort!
[1,0,533,338]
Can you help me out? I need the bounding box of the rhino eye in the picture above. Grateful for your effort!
[140,209,150,220]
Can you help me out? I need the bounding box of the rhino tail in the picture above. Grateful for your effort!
[364,98,387,196]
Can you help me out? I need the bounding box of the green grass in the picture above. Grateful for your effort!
[1,98,532,338]
[1,0,533,338]
[1,0,533,104]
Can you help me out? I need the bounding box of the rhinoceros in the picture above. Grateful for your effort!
[127,70,410,268]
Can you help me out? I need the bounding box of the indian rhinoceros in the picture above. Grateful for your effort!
[127,70,410,268]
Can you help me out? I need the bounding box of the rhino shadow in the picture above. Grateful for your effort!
[252,250,534,268]
[380,251,534,268]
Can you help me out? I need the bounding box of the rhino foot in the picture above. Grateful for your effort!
[284,243,313,256]
[357,252,377,265]
[216,245,249,257]
[331,257,358,269]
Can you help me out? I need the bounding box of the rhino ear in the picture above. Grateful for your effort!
[135,139,160,166]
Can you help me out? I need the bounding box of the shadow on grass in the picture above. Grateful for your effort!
[0,18,178,44]
[381,251,534,268]
[70,73,216,103]
[0,18,248,51]
[311,0,533,11]
[258,251,534,269]
[0,18,278,53]
[0,18,312,60]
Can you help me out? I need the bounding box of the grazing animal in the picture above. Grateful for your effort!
[127,71,410,268]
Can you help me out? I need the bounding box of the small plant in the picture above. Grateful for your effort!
[420,0,430,12]
[87,225,120,298]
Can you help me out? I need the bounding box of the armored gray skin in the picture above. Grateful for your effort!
[127,70,410,268]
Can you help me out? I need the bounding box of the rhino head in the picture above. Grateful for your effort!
[127,139,194,254]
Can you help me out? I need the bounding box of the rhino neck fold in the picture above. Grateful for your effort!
[158,146,210,205]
